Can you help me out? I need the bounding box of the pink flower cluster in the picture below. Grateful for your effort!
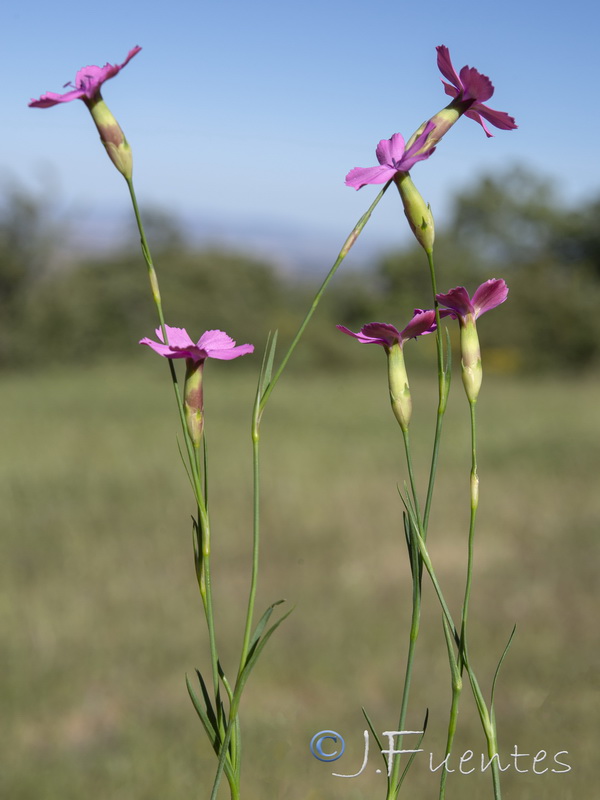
[345,45,517,190]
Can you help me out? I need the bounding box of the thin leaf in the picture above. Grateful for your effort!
[176,436,194,490]
[395,710,429,791]
[247,599,286,658]
[361,707,388,775]
[185,673,218,747]
[238,607,294,692]
[262,329,279,392]
[444,326,452,377]
[442,615,461,688]
[217,659,234,702]
[195,669,220,737]
[490,624,517,719]
[202,435,209,507]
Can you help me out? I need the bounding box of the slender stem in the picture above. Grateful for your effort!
[438,677,461,799]
[387,493,421,798]
[459,400,479,661]
[209,688,243,800]
[402,428,421,523]
[126,178,202,495]
[438,613,462,800]
[259,182,391,414]
[238,417,261,675]
[438,401,478,799]
[126,177,228,782]
[423,249,449,536]
[408,512,498,779]
[126,178,167,332]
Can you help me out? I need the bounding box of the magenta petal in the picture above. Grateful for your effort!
[436,45,462,91]
[359,322,402,345]
[472,103,517,131]
[376,133,406,166]
[436,287,474,317]
[442,80,460,100]
[464,108,494,137]
[140,325,253,362]
[345,165,396,190]
[401,121,437,169]
[139,337,188,358]
[74,46,142,98]
[197,329,254,360]
[197,329,236,352]
[159,325,195,349]
[29,89,86,107]
[400,309,437,341]
[29,46,141,107]
[471,279,508,317]
[459,66,494,103]
[336,323,400,346]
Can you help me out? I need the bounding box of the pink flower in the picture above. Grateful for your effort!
[345,122,436,190]
[337,309,442,348]
[140,326,254,446]
[337,310,447,431]
[140,326,254,362]
[436,45,517,137]
[29,46,142,108]
[436,279,508,403]
[435,279,508,322]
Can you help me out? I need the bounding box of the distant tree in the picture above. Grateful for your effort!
[370,166,600,371]
[0,180,66,363]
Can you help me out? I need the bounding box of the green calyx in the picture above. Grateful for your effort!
[387,342,412,432]
[86,96,133,179]
[394,173,435,254]
[460,318,482,403]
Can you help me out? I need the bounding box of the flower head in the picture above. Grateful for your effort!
[345,122,436,190]
[337,309,446,432]
[337,309,440,348]
[140,326,253,447]
[436,45,517,137]
[436,279,508,403]
[29,47,141,179]
[436,279,508,322]
[140,325,254,362]
[29,46,142,108]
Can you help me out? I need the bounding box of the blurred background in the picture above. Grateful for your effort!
[2,0,600,797]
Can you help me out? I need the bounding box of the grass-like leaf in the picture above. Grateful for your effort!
[246,599,286,662]
[490,624,517,725]
[395,709,429,792]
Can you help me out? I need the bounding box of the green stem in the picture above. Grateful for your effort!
[423,249,449,536]
[238,413,262,676]
[387,515,421,798]
[459,400,479,662]
[408,512,499,795]
[438,615,462,800]
[259,182,391,414]
[126,177,226,778]
[402,428,421,524]
[125,177,202,497]
[385,429,421,798]
[438,401,478,799]
[438,673,461,799]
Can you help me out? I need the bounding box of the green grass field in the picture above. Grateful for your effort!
[2,361,598,799]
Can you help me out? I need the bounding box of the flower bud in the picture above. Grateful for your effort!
[459,316,482,403]
[394,173,435,254]
[387,342,412,431]
[184,358,205,447]
[86,97,133,179]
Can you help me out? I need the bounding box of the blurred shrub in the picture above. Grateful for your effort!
[1,166,600,372]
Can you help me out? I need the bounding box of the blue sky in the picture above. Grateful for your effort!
[4,0,600,260]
